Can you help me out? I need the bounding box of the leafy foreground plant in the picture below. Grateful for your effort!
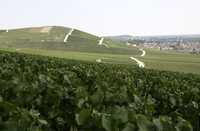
[0,51,199,131]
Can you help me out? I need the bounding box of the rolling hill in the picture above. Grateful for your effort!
[1,26,200,74]
[0,26,140,55]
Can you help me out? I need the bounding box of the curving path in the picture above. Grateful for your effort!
[140,49,146,57]
[130,48,146,68]
[64,28,74,43]
[130,57,145,68]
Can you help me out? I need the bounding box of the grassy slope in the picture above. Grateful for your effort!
[0,26,140,55]
[2,47,200,74]
[137,49,200,74]
[0,48,135,65]
[0,26,70,42]
[1,26,200,74]
[0,26,141,67]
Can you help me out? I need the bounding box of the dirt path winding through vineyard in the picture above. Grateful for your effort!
[130,57,145,68]
[130,48,146,68]
[98,38,104,45]
[140,49,146,57]
[64,28,74,43]
[98,38,109,48]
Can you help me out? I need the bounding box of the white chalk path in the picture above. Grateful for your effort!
[140,49,146,57]
[98,38,104,45]
[130,49,146,68]
[130,57,145,68]
[64,28,74,43]
[98,38,109,48]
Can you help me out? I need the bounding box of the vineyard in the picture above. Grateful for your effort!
[0,51,200,131]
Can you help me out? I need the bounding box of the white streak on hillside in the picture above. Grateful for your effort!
[130,57,145,68]
[130,49,146,68]
[140,49,146,57]
[98,38,104,45]
[98,38,109,48]
[64,28,74,43]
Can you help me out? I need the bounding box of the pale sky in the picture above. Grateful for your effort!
[0,0,200,36]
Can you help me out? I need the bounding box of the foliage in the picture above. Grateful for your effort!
[0,51,200,131]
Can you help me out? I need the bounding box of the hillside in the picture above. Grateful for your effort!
[1,26,200,74]
[0,26,140,55]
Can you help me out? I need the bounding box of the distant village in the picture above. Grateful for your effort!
[129,36,200,54]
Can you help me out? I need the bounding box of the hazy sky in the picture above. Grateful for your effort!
[0,0,200,36]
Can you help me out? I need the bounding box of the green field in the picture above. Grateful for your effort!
[0,26,200,74]
[1,47,200,74]
[0,48,136,65]
[136,49,200,74]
